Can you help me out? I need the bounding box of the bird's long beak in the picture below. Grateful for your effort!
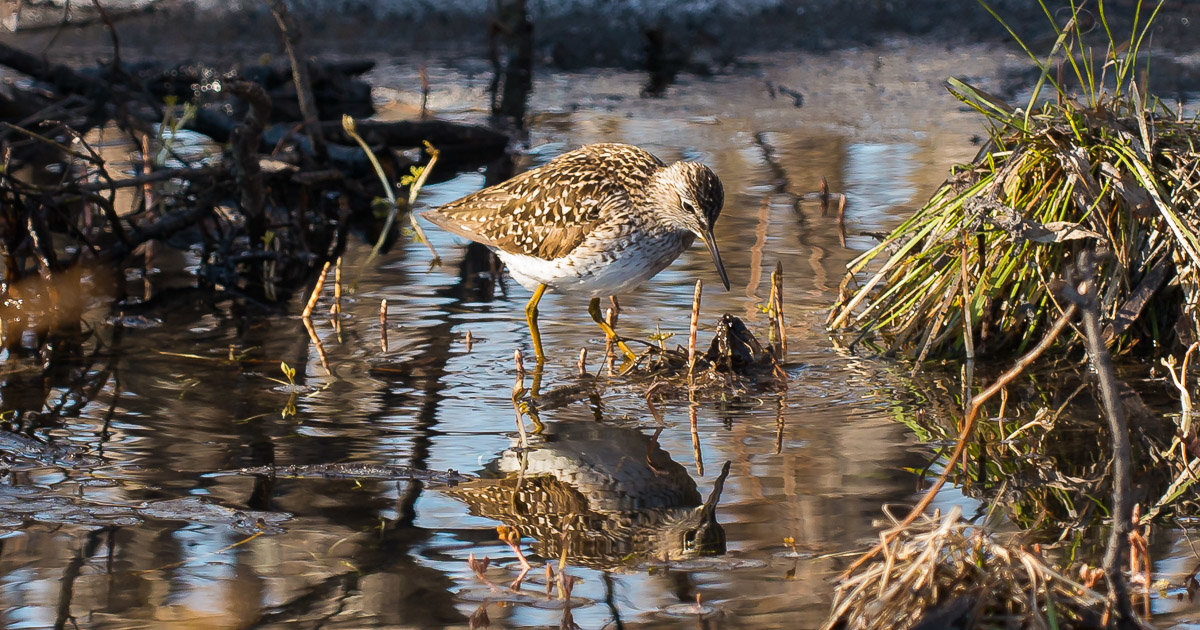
[698,460,732,522]
[699,229,730,290]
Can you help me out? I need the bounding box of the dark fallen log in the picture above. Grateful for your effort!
[321,118,510,168]
[63,165,222,193]
[100,57,377,124]
[0,42,112,104]
[102,199,216,262]
[192,111,509,173]
[2,0,162,32]
[226,80,270,241]
[0,80,57,123]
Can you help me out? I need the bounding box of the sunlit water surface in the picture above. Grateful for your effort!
[5,41,1200,629]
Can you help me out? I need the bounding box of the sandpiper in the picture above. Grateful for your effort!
[421,143,729,363]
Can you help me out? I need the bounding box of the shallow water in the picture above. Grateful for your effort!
[4,40,1200,628]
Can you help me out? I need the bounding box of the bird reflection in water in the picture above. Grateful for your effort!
[450,421,731,568]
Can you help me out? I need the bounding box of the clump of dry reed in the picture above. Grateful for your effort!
[823,507,1107,630]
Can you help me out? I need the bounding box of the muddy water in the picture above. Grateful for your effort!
[5,41,1178,628]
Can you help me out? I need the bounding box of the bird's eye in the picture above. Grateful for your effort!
[684,530,697,550]
[682,200,697,214]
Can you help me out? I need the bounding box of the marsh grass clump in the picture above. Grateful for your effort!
[823,507,1107,630]
[828,1,1200,362]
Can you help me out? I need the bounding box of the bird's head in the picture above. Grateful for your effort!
[653,161,729,290]
[658,460,732,561]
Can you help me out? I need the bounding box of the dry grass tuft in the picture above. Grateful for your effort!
[823,507,1109,630]
[829,1,1200,362]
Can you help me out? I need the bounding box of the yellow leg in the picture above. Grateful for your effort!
[525,284,548,363]
[589,297,637,362]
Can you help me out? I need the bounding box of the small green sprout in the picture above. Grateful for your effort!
[399,165,425,187]
[280,362,296,386]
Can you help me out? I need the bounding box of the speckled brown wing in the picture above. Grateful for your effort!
[421,144,663,261]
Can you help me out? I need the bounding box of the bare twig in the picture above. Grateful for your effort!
[89,0,121,76]
[264,0,327,161]
[960,232,975,360]
[224,80,270,242]
[1062,250,1137,628]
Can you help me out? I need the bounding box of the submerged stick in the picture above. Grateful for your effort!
[604,306,616,365]
[332,256,343,317]
[379,299,388,352]
[301,261,331,318]
[689,403,704,476]
[688,280,702,374]
[301,316,330,375]
[514,348,527,381]
[836,195,847,247]
[772,261,786,357]
[841,301,1078,578]
[775,397,785,455]
[512,349,528,448]
[819,175,830,216]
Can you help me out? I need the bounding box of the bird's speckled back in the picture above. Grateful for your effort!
[422,143,679,261]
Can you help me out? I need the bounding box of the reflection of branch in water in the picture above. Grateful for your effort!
[601,572,626,629]
[775,396,785,455]
[753,131,793,196]
[753,130,848,298]
[745,194,771,314]
[54,526,109,630]
[689,403,704,477]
